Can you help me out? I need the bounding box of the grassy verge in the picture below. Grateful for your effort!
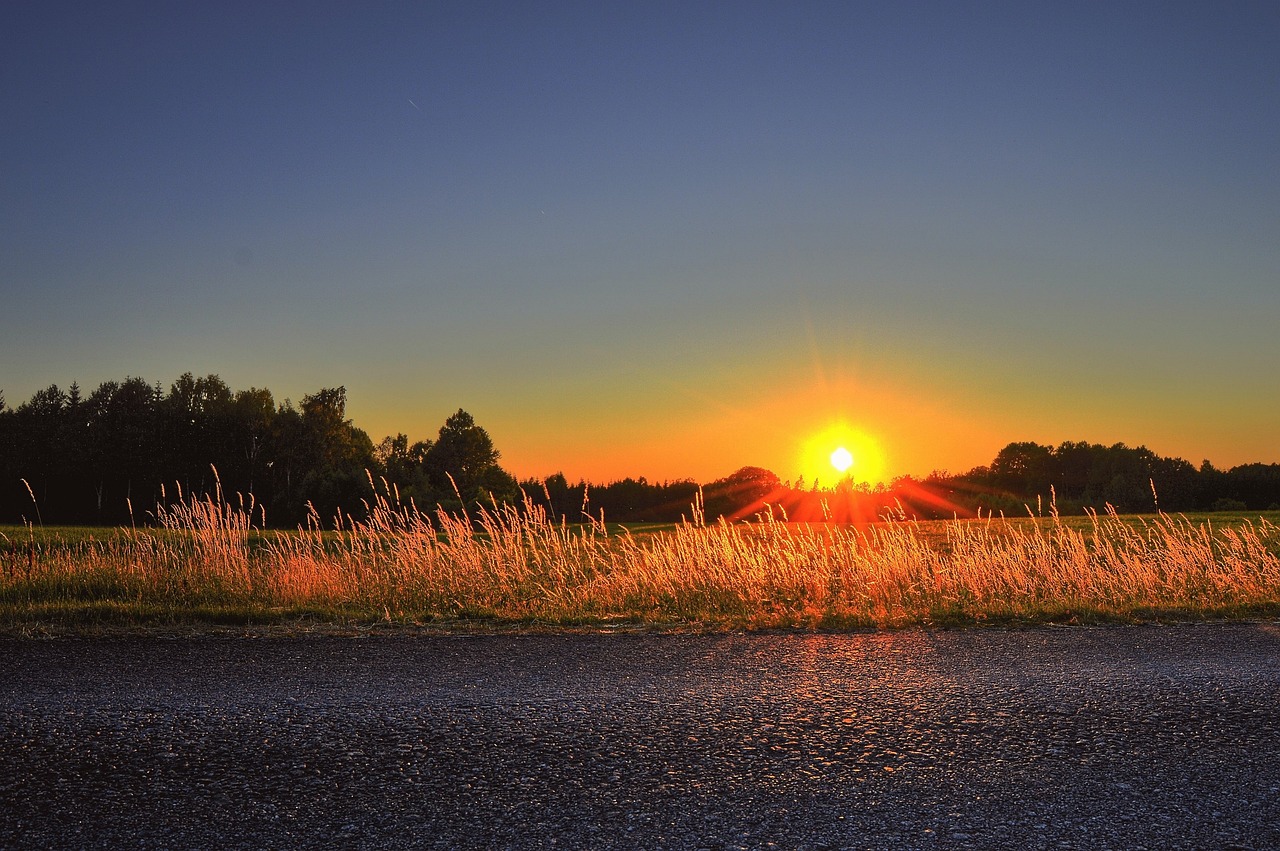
[3,495,1279,635]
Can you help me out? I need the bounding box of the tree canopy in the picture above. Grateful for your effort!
[0,375,514,526]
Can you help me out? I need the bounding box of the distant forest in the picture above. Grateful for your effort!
[2,374,1278,527]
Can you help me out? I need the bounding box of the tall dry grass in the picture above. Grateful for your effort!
[3,478,1279,629]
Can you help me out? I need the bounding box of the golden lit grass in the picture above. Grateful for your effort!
[2,484,1279,632]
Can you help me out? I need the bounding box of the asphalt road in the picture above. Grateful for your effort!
[2,625,1279,850]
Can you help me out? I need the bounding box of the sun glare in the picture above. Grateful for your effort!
[799,424,886,487]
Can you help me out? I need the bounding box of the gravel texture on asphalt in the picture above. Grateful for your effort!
[1,624,1279,849]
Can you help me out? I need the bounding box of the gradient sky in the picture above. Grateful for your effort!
[3,2,1278,485]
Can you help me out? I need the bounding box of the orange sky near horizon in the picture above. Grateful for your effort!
[348,338,1271,489]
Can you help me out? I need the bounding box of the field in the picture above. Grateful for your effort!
[2,488,1279,634]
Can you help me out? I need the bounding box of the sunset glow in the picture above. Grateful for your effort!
[799,425,886,488]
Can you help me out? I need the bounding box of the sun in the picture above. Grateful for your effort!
[798,424,886,487]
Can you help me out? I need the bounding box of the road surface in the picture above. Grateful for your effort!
[2,625,1279,849]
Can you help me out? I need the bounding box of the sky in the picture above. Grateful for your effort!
[3,1,1278,486]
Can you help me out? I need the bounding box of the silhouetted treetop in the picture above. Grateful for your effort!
[422,409,516,508]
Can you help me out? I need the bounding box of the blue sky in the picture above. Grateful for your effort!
[3,2,1278,483]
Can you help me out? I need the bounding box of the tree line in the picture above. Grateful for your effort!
[2,375,1277,526]
[0,374,515,527]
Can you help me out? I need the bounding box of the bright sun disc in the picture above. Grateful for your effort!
[798,424,886,487]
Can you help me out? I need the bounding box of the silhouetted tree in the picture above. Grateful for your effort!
[230,387,277,496]
[1198,460,1229,508]
[294,387,376,524]
[81,377,162,521]
[376,432,434,508]
[157,373,237,498]
[9,385,69,517]
[424,409,517,510]
[990,442,1055,498]
[527,472,587,521]
[704,466,783,519]
[1225,464,1280,510]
